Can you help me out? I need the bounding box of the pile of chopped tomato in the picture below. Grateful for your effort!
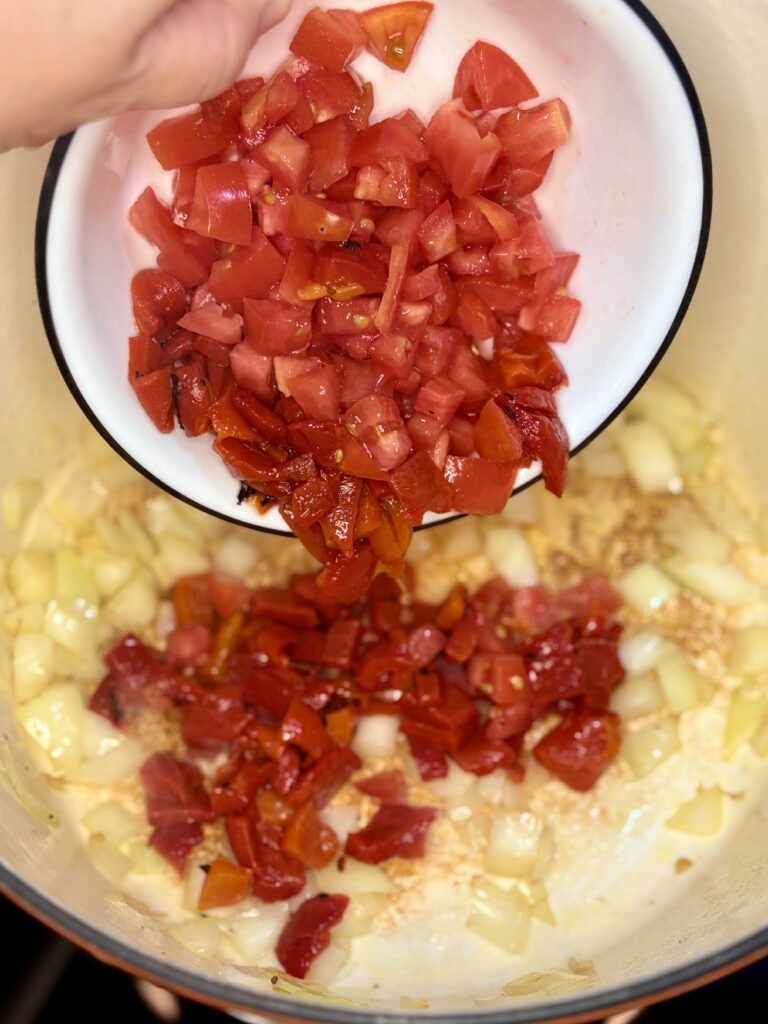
[91,567,623,978]
[128,2,580,603]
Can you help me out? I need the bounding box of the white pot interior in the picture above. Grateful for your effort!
[1,0,767,1020]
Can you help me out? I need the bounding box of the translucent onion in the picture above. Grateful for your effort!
[484,527,539,588]
[618,631,668,676]
[502,970,593,997]
[87,835,132,884]
[694,483,756,545]
[44,599,99,659]
[2,478,43,533]
[313,858,394,896]
[332,893,390,941]
[617,563,678,613]
[615,421,682,494]
[128,840,175,875]
[82,800,142,845]
[227,905,289,961]
[727,627,768,675]
[666,787,725,836]
[89,553,137,599]
[750,717,768,758]
[13,631,54,702]
[183,860,210,911]
[169,918,224,957]
[55,549,100,612]
[656,651,707,714]
[3,601,45,637]
[627,378,705,455]
[662,556,762,605]
[440,520,483,561]
[610,675,665,720]
[104,570,158,633]
[351,715,400,760]
[722,684,768,759]
[213,534,261,581]
[484,812,543,877]
[67,735,148,785]
[154,532,211,588]
[8,551,55,604]
[144,496,205,547]
[16,682,85,771]
[622,718,680,778]
[306,942,348,986]
[320,805,360,848]
[468,878,532,953]
[499,487,538,526]
[426,759,476,801]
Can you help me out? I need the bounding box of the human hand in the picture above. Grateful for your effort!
[0,0,292,151]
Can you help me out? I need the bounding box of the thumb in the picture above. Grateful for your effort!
[125,0,293,111]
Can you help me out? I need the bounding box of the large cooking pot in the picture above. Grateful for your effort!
[1,1,767,1020]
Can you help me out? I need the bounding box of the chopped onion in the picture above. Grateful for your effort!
[427,759,476,801]
[128,840,175,875]
[441,520,483,561]
[499,487,538,526]
[627,378,705,454]
[618,631,668,675]
[332,893,389,941]
[306,942,348,986]
[610,675,665,720]
[104,570,158,633]
[183,860,210,911]
[154,532,210,588]
[67,735,148,785]
[666,787,725,836]
[656,650,706,714]
[116,509,155,564]
[8,551,54,604]
[484,812,543,878]
[213,534,261,581]
[455,811,490,851]
[55,549,100,613]
[169,918,224,957]
[579,435,626,479]
[617,563,678,613]
[13,632,54,702]
[750,717,768,758]
[663,518,731,564]
[727,626,768,675]
[87,835,132,884]
[484,526,539,588]
[518,879,556,926]
[44,599,99,659]
[2,478,43,532]
[3,601,45,637]
[502,970,593,997]
[662,556,762,605]
[319,805,360,848]
[313,858,394,896]
[144,495,205,547]
[16,682,85,771]
[89,553,137,598]
[468,877,531,953]
[82,800,142,845]
[694,483,756,545]
[615,421,682,494]
[228,904,289,961]
[622,718,680,778]
[351,715,400,760]
[80,709,124,760]
[722,684,768,759]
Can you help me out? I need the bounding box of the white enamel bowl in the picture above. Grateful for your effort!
[36,0,710,534]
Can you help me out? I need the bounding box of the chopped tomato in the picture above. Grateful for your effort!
[290,7,364,71]
[359,2,433,72]
[444,456,518,515]
[454,41,538,111]
[277,893,349,979]
[147,108,235,170]
[497,99,571,166]
[198,859,252,911]
[131,269,187,337]
[132,366,174,433]
[425,100,502,198]
[186,163,252,246]
[286,195,354,243]
[305,115,356,191]
[255,125,311,194]
[207,229,285,310]
[474,399,524,462]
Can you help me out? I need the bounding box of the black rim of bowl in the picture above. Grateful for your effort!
[20,2,758,1022]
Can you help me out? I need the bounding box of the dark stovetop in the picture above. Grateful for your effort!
[1,894,765,1023]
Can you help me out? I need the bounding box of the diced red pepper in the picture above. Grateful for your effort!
[345,804,437,863]
[277,893,349,980]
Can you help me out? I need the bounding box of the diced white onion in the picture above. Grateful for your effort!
[627,378,705,454]
[458,554,494,590]
[622,718,680,778]
[116,509,156,563]
[104,570,158,633]
[16,682,85,770]
[722,684,768,759]
[750,717,768,758]
[80,710,124,759]
[615,421,682,494]
[314,858,394,897]
[727,627,768,675]
[213,534,261,581]
[499,486,538,526]
[67,735,148,785]
[694,483,756,545]
[13,632,54,702]
[502,971,593,997]
[351,715,400,760]
[128,840,175,876]
[455,811,491,851]
[169,918,224,957]
[306,942,348,987]
[666,787,725,836]
[518,879,556,926]
[426,759,476,801]
[2,479,43,532]
[183,860,210,911]
[87,835,132,883]
[477,770,523,809]
[55,549,100,612]
[2,601,45,637]
[319,805,360,848]
[89,553,137,598]
[662,556,762,605]
[618,631,668,675]
[484,812,543,878]
[468,878,531,953]
[610,675,665,720]
[440,520,483,561]
[82,800,142,845]
[484,526,539,588]
[44,599,99,659]
[332,893,389,941]
[664,523,731,564]
[154,532,210,588]
[656,650,706,714]
[144,495,204,546]
[8,551,55,604]
[227,904,289,961]
[617,563,678,613]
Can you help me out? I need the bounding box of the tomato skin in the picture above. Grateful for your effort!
[290,7,364,71]
[360,2,434,72]
[443,456,518,515]
[131,269,187,337]
[198,858,252,911]
[277,894,349,979]
[187,163,252,246]
[425,100,502,198]
[474,398,524,462]
[507,389,569,497]
[147,109,234,170]
[533,710,621,792]
[315,247,387,297]
[132,366,175,433]
[453,41,539,111]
